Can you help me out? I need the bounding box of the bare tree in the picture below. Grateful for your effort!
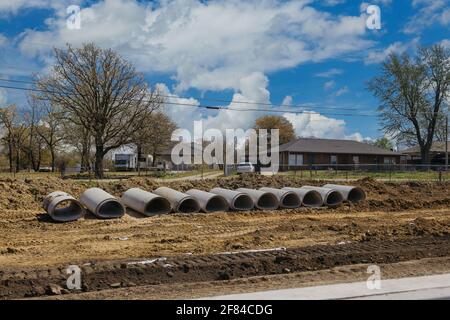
[62,122,92,173]
[0,105,27,172]
[368,45,450,164]
[36,43,161,178]
[134,112,177,167]
[29,96,65,172]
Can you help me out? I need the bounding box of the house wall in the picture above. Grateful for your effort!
[280,152,401,170]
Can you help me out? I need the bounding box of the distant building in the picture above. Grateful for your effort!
[114,154,137,171]
[155,143,203,171]
[402,141,450,165]
[279,138,401,170]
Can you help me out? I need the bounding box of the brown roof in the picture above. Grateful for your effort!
[402,141,450,154]
[157,142,203,156]
[279,138,400,156]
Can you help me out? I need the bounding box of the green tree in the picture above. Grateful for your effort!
[368,45,450,164]
[254,115,296,145]
[374,137,394,150]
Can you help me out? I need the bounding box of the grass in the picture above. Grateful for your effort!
[0,168,222,181]
[278,169,450,181]
[0,168,448,182]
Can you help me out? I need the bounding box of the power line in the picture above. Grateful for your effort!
[0,76,359,111]
[0,83,380,117]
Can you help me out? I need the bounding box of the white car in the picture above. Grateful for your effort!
[237,162,255,174]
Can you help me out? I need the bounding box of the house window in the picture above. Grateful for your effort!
[331,155,338,165]
[353,156,360,164]
[289,154,296,166]
[384,157,396,165]
[289,154,304,166]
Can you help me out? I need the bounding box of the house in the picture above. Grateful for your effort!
[155,142,204,171]
[401,141,450,165]
[278,138,402,171]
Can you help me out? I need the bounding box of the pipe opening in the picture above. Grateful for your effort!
[178,198,201,213]
[205,196,229,213]
[280,193,301,208]
[325,191,344,207]
[302,191,323,207]
[97,200,125,219]
[233,195,254,211]
[347,188,366,203]
[256,193,279,210]
[53,200,84,221]
[144,197,172,215]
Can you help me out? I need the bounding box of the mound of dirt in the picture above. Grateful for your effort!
[0,174,449,213]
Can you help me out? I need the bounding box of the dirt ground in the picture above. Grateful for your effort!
[0,175,449,299]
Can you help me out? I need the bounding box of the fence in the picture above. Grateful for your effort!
[225,163,450,182]
[0,163,448,182]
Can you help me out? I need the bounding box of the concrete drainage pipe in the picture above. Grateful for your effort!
[281,187,323,208]
[80,188,125,219]
[186,189,229,213]
[236,188,279,210]
[259,187,301,209]
[323,184,366,203]
[300,186,344,207]
[153,187,201,214]
[43,191,85,222]
[210,188,254,211]
[121,188,172,216]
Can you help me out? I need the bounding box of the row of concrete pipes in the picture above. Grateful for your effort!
[42,184,366,222]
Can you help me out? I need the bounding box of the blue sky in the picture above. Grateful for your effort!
[0,0,449,141]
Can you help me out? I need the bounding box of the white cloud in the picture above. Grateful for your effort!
[282,95,293,106]
[315,68,343,78]
[324,80,336,90]
[0,33,6,46]
[321,0,346,6]
[440,39,450,49]
[0,0,77,16]
[404,0,450,34]
[18,0,373,92]
[364,38,419,64]
[283,112,368,141]
[334,86,349,97]
[158,72,367,142]
[0,88,7,105]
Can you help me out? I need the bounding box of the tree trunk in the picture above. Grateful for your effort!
[137,144,142,174]
[8,141,13,173]
[420,147,431,167]
[94,145,104,179]
[50,148,56,172]
[15,149,20,172]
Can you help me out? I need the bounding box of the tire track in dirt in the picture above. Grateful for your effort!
[1,236,450,299]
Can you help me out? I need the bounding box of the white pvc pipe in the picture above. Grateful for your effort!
[236,188,279,210]
[210,188,254,211]
[259,187,301,209]
[121,188,172,216]
[300,186,344,207]
[43,191,85,222]
[186,189,229,213]
[281,187,323,208]
[80,188,125,219]
[323,184,366,203]
[153,187,200,213]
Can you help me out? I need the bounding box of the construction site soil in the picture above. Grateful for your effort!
[0,175,449,299]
